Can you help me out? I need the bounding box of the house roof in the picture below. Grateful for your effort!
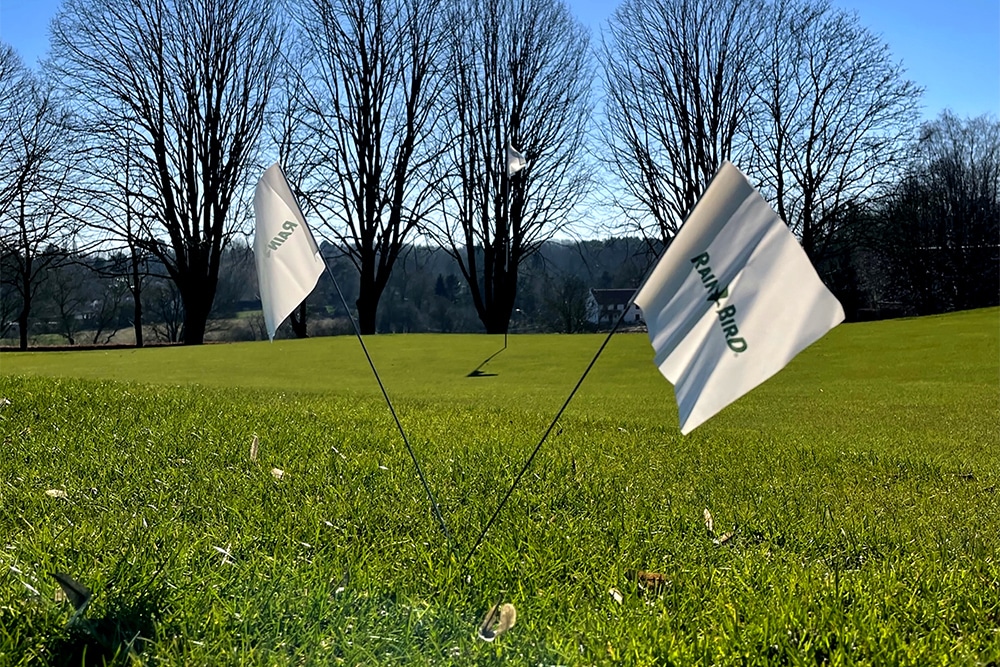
[589,288,638,306]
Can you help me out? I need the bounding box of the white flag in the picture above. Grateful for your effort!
[633,161,844,434]
[506,141,528,177]
[253,163,325,341]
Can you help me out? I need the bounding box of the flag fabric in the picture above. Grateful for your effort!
[633,161,844,434]
[253,163,325,341]
[506,141,528,177]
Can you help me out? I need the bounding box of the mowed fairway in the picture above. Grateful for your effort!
[1,308,998,665]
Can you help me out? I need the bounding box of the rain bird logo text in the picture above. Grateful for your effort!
[690,252,747,353]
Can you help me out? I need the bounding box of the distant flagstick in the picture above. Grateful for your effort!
[503,141,528,350]
[254,163,456,554]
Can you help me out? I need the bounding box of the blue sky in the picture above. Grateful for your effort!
[1,0,997,121]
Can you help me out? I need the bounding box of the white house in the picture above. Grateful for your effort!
[586,288,643,327]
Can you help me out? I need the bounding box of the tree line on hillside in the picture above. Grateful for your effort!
[0,236,651,344]
[1,0,997,349]
[3,198,995,346]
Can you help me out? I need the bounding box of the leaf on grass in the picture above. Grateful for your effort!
[332,570,350,596]
[212,545,234,564]
[250,435,259,462]
[713,530,736,547]
[478,603,516,642]
[45,489,67,499]
[51,572,92,610]
[271,468,284,480]
[635,570,669,593]
[609,587,623,605]
[704,508,714,536]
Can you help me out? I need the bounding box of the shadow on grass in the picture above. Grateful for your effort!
[46,593,165,666]
[466,343,506,378]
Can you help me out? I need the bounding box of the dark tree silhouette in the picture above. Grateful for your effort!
[49,0,283,344]
[601,0,758,242]
[285,0,448,334]
[0,46,78,349]
[749,0,921,263]
[434,0,592,334]
[880,112,1000,314]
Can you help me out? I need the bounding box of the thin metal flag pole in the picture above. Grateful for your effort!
[504,157,511,351]
[459,304,632,570]
[321,261,456,554]
[457,164,728,570]
[283,181,456,555]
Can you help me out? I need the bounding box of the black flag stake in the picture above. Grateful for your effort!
[291,198,456,555]
[459,305,631,571]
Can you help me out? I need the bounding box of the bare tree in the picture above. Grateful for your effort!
[434,0,592,334]
[880,112,1000,314]
[543,274,591,333]
[0,44,23,217]
[83,256,130,345]
[0,46,78,349]
[286,0,448,334]
[748,0,921,262]
[66,124,158,347]
[44,262,85,345]
[601,0,759,243]
[148,277,185,343]
[49,0,283,344]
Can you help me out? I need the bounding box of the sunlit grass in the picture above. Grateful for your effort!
[0,308,997,664]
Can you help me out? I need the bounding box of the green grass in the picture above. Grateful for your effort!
[1,308,998,665]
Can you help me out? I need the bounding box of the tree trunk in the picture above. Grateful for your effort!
[356,294,377,335]
[131,255,144,348]
[484,314,508,335]
[356,260,386,335]
[133,294,144,347]
[180,285,213,345]
[17,306,28,350]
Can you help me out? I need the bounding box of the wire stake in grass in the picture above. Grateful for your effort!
[478,602,516,642]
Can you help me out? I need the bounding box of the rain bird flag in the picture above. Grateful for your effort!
[507,141,528,177]
[633,161,844,434]
[253,163,325,341]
